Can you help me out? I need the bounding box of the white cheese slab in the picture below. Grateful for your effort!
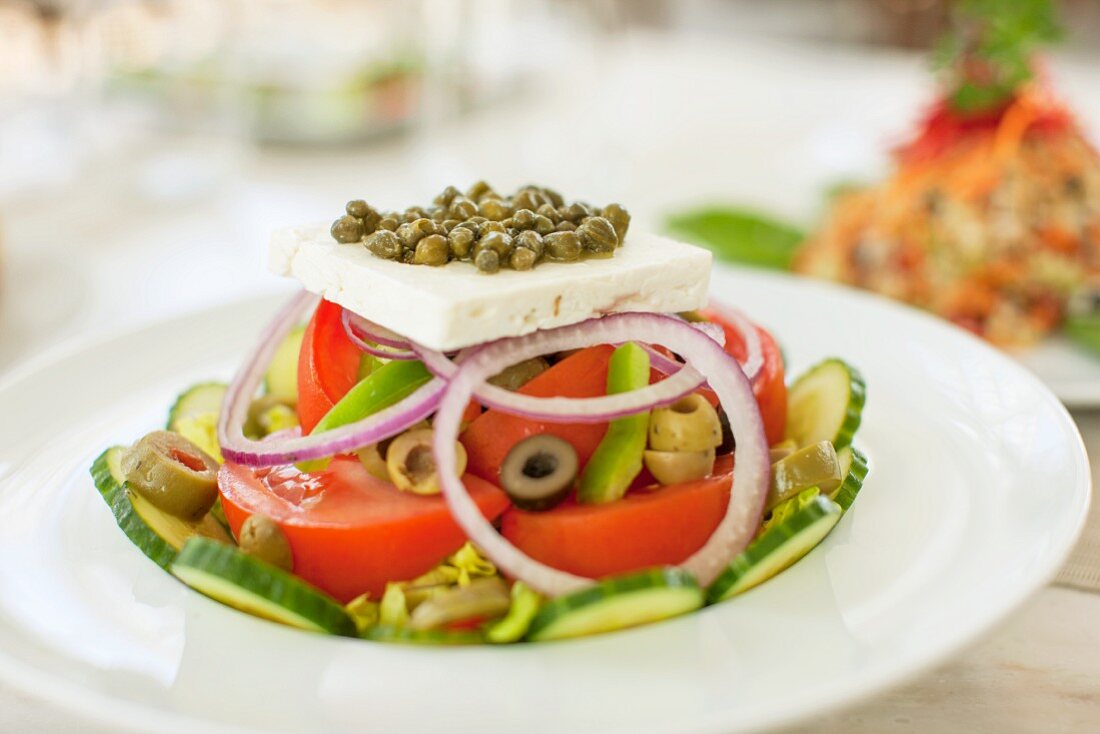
[269,223,712,351]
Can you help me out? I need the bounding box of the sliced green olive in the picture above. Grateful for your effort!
[386,428,467,495]
[500,434,578,511]
[487,357,550,391]
[238,514,294,572]
[648,394,722,452]
[769,439,798,464]
[357,442,391,482]
[120,431,219,521]
[768,440,842,511]
[408,577,511,631]
[643,449,716,486]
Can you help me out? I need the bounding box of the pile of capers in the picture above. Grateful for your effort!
[329,182,631,273]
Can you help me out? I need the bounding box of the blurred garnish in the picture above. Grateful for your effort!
[665,207,804,271]
[1064,314,1100,356]
[933,0,1061,115]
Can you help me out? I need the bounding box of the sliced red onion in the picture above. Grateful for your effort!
[217,291,444,466]
[414,331,707,424]
[709,301,763,380]
[341,309,418,361]
[431,312,770,597]
[345,311,413,350]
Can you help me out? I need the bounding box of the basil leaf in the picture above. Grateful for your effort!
[665,207,805,270]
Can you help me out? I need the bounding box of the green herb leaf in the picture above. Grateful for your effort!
[1064,313,1100,355]
[665,207,805,271]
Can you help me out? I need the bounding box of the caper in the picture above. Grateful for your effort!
[450,196,478,219]
[480,220,506,236]
[577,216,618,254]
[488,356,550,391]
[514,230,544,258]
[602,202,630,243]
[120,431,219,521]
[555,220,577,233]
[541,187,564,207]
[563,202,590,221]
[512,208,536,229]
[414,234,450,266]
[408,577,511,631]
[365,230,403,260]
[513,188,548,211]
[442,218,460,232]
[345,199,370,219]
[376,216,399,232]
[453,220,480,239]
[434,185,461,207]
[386,428,467,495]
[466,180,492,200]
[544,231,582,261]
[479,230,513,258]
[533,215,556,235]
[431,207,447,223]
[500,434,578,511]
[475,248,500,273]
[648,394,723,452]
[536,203,559,222]
[238,514,294,572]
[331,215,364,244]
[404,206,428,222]
[401,249,416,264]
[448,227,475,258]
[644,449,716,486]
[510,247,537,271]
[478,197,512,221]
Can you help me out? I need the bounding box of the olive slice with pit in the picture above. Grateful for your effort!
[500,434,579,511]
[120,430,219,521]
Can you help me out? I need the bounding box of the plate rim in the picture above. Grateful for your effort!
[0,271,1091,734]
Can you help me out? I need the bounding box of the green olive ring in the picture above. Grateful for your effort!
[238,514,294,572]
[120,431,219,521]
[648,394,723,453]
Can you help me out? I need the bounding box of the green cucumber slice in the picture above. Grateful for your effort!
[832,446,869,512]
[91,448,231,569]
[707,495,842,603]
[363,625,484,645]
[527,568,703,642]
[171,538,355,636]
[265,326,305,402]
[784,359,865,450]
[167,383,227,432]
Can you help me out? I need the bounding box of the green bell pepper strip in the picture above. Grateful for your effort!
[576,342,651,504]
[298,360,432,472]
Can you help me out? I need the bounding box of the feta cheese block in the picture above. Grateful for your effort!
[269,223,713,351]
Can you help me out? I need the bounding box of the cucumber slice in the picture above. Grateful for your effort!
[784,359,865,450]
[363,625,484,646]
[265,326,305,402]
[707,495,842,602]
[527,568,703,642]
[171,537,355,636]
[91,448,231,570]
[167,383,227,431]
[831,446,869,512]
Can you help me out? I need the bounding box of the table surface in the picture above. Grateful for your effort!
[0,34,1097,734]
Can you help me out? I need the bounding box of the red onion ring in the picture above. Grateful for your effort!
[345,312,413,350]
[341,309,418,361]
[709,301,763,380]
[217,291,445,467]
[431,312,770,597]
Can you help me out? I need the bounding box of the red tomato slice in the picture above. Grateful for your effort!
[701,310,787,445]
[219,457,510,602]
[461,346,615,484]
[297,300,362,433]
[500,455,734,578]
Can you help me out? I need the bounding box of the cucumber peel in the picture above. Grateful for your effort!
[363,625,484,645]
[707,494,841,603]
[167,383,227,432]
[577,342,651,504]
[91,447,231,570]
[832,446,869,512]
[784,359,865,450]
[527,567,703,642]
[172,538,355,636]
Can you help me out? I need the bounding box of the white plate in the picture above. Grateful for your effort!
[1012,337,1100,408]
[0,267,1089,734]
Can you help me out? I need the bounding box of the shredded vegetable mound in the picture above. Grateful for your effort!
[796,88,1100,345]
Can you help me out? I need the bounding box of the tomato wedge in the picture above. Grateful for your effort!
[500,455,734,578]
[218,457,510,602]
[702,310,787,445]
[297,300,362,433]
[461,346,615,484]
